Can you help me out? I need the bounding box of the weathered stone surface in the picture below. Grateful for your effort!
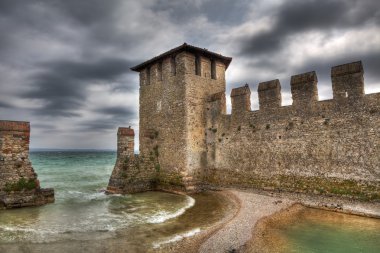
[206,61,379,201]
[108,45,380,201]
[258,79,281,110]
[107,127,156,193]
[0,120,54,209]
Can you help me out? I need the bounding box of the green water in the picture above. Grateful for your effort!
[0,151,230,252]
[275,208,380,253]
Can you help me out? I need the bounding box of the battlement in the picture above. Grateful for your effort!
[231,84,251,114]
[291,71,318,107]
[258,79,281,110]
[331,61,363,77]
[331,61,364,99]
[211,61,375,114]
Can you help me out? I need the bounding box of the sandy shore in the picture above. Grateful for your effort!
[161,188,380,253]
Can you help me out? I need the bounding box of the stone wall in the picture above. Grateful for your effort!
[205,61,380,201]
[0,120,54,209]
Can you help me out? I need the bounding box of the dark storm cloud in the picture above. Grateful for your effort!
[22,58,135,117]
[96,106,136,118]
[38,58,136,82]
[239,0,380,56]
[31,123,56,130]
[78,120,120,132]
[80,105,137,132]
[0,101,12,108]
[151,0,250,25]
[53,0,121,26]
[78,115,135,132]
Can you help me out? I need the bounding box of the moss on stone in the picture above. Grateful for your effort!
[4,178,37,192]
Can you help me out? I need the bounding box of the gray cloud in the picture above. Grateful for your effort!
[0,0,379,149]
[239,0,380,56]
[151,0,250,25]
[38,58,136,82]
[21,58,135,117]
[0,101,12,108]
[96,106,136,118]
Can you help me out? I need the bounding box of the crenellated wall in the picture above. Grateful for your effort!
[0,121,54,209]
[205,61,380,200]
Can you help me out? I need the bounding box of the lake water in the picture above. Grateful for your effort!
[0,151,230,252]
[256,205,380,253]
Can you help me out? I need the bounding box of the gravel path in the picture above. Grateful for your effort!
[199,190,295,253]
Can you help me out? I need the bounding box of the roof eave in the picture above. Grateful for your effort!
[130,43,232,72]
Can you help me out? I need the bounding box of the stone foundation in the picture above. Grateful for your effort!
[0,120,54,209]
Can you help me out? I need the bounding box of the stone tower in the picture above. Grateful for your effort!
[132,43,232,191]
[107,43,232,193]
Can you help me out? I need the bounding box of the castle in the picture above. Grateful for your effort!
[107,43,380,200]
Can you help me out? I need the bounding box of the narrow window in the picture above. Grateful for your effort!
[345,91,348,98]
[146,67,151,85]
[171,56,176,76]
[195,55,201,76]
[211,59,216,79]
[158,61,163,81]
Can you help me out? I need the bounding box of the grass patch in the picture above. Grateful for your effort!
[4,178,37,192]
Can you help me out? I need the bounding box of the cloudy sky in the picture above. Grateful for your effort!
[0,0,379,150]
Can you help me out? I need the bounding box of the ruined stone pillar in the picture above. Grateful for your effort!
[0,120,54,209]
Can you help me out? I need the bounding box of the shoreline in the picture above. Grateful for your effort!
[155,190,241,253]
[162,188,380,253]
